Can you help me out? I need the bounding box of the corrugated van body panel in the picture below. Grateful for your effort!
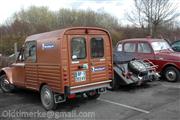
[38,64,62,92]
[25,64,38,90]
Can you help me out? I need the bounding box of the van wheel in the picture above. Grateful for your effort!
[164,67,180,82]
[0,75,14,93]
[40,85,57,110]
[86,91,100,100]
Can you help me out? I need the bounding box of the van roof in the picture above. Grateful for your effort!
[25,27,109,42]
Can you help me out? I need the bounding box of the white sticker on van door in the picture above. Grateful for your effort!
[74,71,86,82]
[92,66,106,72]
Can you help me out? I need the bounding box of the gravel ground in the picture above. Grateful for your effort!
[0,80,180,120]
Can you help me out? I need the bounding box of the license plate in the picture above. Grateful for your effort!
[74,71,86,82]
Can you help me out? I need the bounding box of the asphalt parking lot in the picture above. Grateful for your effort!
[0,81,180,120]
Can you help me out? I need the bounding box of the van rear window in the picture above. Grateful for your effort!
[71,37,86,60]
[91,37,104,58]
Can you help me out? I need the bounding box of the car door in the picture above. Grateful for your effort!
[123,42,137,59]
[136,42,155,60]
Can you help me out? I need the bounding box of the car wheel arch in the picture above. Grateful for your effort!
[0,70,6,77]
[162,64,179,73]
[0,70,13,84]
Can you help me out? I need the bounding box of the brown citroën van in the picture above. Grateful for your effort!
[0,27,113,110]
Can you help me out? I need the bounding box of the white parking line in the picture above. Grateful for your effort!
[98,98,150,114]
[161,84,180,89]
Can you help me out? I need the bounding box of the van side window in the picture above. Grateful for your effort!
[24,41,37,62]
[138,43,152,53]
[91,37,104,58]
[124,43,136,52]
[71,37,86,60]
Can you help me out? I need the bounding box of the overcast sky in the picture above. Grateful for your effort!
[0,0,179,25]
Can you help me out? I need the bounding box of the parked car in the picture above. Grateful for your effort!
[171,40,180,52]
[0,27,113,110]
[116,38,180,82]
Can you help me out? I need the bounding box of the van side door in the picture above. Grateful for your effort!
[11,48,25,87]
[24,41,38,90]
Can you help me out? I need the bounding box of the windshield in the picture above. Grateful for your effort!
[151,41,172,51]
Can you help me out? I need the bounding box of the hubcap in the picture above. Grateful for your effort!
[42,89,51,106]
[166,70,176,81]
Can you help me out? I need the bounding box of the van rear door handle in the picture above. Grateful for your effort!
[78,64,88,69]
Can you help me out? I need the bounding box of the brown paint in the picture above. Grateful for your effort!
[1,27,113,94]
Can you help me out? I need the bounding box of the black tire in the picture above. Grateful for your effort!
[0,75,14,93]
[164,67,180,82]
[40,85,57,110]
[128,60,148,76]
[86,91,100,100]
[110,72,119,90]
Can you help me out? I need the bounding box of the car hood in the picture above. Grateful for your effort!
[155,51,180,61]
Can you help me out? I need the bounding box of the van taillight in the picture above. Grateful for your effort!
[108,64,113,79]
[63,74,67,81]
[63,67,68,81]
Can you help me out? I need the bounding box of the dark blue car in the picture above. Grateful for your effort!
[171,40,180,52]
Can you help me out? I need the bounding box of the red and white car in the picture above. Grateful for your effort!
[116,38,180,82]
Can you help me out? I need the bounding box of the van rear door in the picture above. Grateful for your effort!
[68,31,112,87]
[68,35,90,86]
[88,35,110,82]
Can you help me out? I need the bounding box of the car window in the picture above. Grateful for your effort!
[117,43,122,51]
[124,43,136,52]
[71,37,86,60]
[91,37,104,58]
[138,43,152,53]
[24,41,37,63]
[172,41,180,47]
[151,41,172,51]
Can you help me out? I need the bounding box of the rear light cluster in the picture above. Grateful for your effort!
[63,67,68,84]
[108,64,113,79]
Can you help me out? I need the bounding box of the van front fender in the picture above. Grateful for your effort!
[0,67,14,84]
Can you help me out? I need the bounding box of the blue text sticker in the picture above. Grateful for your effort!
[92,66,106,72]
[42,43,54,50]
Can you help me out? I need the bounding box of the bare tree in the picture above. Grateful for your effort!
[127,0,179,37]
